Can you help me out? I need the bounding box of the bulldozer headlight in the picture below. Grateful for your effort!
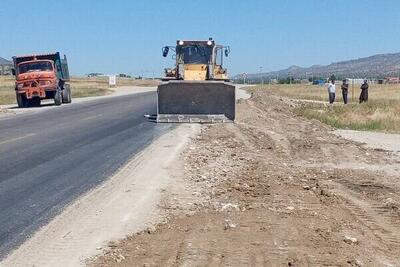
[207,40,213,45]
[178,40,184,45]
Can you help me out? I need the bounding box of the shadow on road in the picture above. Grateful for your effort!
[8,103,56,109]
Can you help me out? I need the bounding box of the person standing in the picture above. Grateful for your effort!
[327,79,336,104]
[341,79,349,104]
[359,79,369,103]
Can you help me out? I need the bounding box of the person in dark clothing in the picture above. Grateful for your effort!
[359,80,369,103]
[341,79,349,104]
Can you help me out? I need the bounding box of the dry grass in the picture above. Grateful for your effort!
[0,76,16,105]
[252,83,400,133]
[258,83,400,103]
[0,76,160,105]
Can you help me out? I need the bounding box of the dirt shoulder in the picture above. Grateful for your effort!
[92,88,400,266]
[1,124,199,267]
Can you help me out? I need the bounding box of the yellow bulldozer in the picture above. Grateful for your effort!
[155,38,235,123]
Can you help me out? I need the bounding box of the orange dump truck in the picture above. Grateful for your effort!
[12,52,71,107]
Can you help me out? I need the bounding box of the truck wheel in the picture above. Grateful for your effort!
[62,85,72,103]
[16,92,27,108]
[54,88,62,106]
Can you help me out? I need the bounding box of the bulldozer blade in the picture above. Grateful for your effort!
[156,81,235,123]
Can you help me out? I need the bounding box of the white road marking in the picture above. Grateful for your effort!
[81,114,103,121]
[0,133,36,145]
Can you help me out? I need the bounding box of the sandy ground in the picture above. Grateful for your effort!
[92,88,400,266]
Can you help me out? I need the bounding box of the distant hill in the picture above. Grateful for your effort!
[0,57,12,65]
[237,52,400,80]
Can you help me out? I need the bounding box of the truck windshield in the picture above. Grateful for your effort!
[178,45,212,64]
[19,61,53,74]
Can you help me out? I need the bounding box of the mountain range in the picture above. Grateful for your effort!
[0,57,12,65]
[237,52,400,80]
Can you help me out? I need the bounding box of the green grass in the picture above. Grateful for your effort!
[253,84,400,133]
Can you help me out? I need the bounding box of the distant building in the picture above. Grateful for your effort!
[118,73,132,78]
[87,73,105,77]
[312,79,326,85]
[0,57,13,75]
[346,78,378,84]
[270,78,278,84]
[385,77,400,84]
[300,79,310,84]
[346,78,366,85]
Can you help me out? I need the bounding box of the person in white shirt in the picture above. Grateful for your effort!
[327,80,336,104]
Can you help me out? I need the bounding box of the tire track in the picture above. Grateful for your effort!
[325,180,400,264]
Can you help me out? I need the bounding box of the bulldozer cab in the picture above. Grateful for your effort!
[162,39,230,81]
[176,41,213,65]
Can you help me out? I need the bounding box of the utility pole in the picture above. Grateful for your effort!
[398,70,400,87]
[351,75,355,102]
[305,72,313,84]
[259,66,264,86]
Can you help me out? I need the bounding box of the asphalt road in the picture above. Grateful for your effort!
[0,91,172,258]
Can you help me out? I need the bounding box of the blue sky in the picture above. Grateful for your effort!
[0,0,399,76]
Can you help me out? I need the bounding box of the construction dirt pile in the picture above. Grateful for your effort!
[92,88,400,266]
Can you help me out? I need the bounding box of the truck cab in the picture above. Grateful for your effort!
[12,52,71,107]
